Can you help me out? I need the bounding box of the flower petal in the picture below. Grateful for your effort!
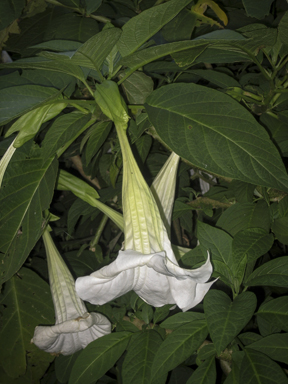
[151,152,180,232]
[76,250,156,305]
[32,312,111,355]
[43,230,86,323]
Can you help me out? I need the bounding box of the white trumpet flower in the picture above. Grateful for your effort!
[31,229,111,355]
[75,81,214,312]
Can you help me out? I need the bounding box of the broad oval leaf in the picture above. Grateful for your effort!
[240,349,288,384]
[217,201,271,237]
[247,333,288,365]
[117,0,191,57]
[122,330,163,384]
[186,355,216,384]
[69,332,132,384]
[145,83,288,192]
[0,268,54,378]
[0,145,58,284]
[151,320,208,381]
[42,112,93,160]
[233,228,274,265]
[197,221,234,286]
[257,297,288,332]
[0,85,59,125]
[204,291,257,354]
[160,312,205,330]
[245,256,288,287]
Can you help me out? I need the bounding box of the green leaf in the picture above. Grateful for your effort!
[197,221,234,286]
[189,69,239,88]
[0,85,60,126]
[238,332,262,346]
[7,101,66,148]
[151,320,208,381]
[232,228,274,266]
[0,146,58,285]
[186,355,216,384]
[160,312,205,330]
[133,135,152,163]
[242,0,274,19]
[122,330,163,384]
[42,112,93,160]
[162,8,197,43]
[120,71,154,105]
[245,257,288,288]
[272,216,288,245]
[117,0,191,57]
[120,40,209,73]
[240,349,288,384]
[84,121,113,164]
[64,250,99,277]
[69,332,132,384]
[247,333,288,365]
[204,291,257,354]
[0,268,54,378]
[55,352,81,384]
[217,201,271,237]
[71,28,122,70]
[0,0,25,30]
[145,83,288,192]
[279,11,288,47]
[257,297,288,332]
[57,170,124,231]
[0,59,87,83]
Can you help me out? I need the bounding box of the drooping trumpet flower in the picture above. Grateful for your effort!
[31,228,111,355]
[76,81,214,312]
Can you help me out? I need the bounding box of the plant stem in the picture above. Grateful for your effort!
[90,214,109,251]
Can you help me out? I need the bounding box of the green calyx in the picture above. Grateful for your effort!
[94,80,129,127]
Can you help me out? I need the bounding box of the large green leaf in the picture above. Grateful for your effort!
[145,83,288,192]
[0,268,54,378]
[0,145,58,284]
[197,221,234,286]
[42,112,93,160]
[0,85,60,126]
[242,0,274,19]
[279,11,288,47]
[0,59,87,83]
[245,257,288,288]
[232,228,274,269]
[240,349,288,384]
[150,320,208,381]
[122,330,163,384]
[117,0,191,57]
[120,71,154,105]
[83,121,113,164]
[160,312,205,330]
[69,332,132,384]
[204,291,257,354]
[217,201,271,237]
[247,333,288,365]
[257,297,288,332]
[55,352,81,384]
[65,28,121,70]
[120,40,209,73]
[0,0,25,30]
[186,355,216,384]
[188,69,239,88]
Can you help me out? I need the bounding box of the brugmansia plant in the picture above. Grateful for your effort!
[1,0,288,383]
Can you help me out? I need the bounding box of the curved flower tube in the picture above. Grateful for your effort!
[31,229,111,355]
[76,81,215,312]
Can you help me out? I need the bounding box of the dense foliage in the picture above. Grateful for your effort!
[1,0,288,383]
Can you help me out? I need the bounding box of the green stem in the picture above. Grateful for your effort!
[88,13,111,23]
[90,214,109,250]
